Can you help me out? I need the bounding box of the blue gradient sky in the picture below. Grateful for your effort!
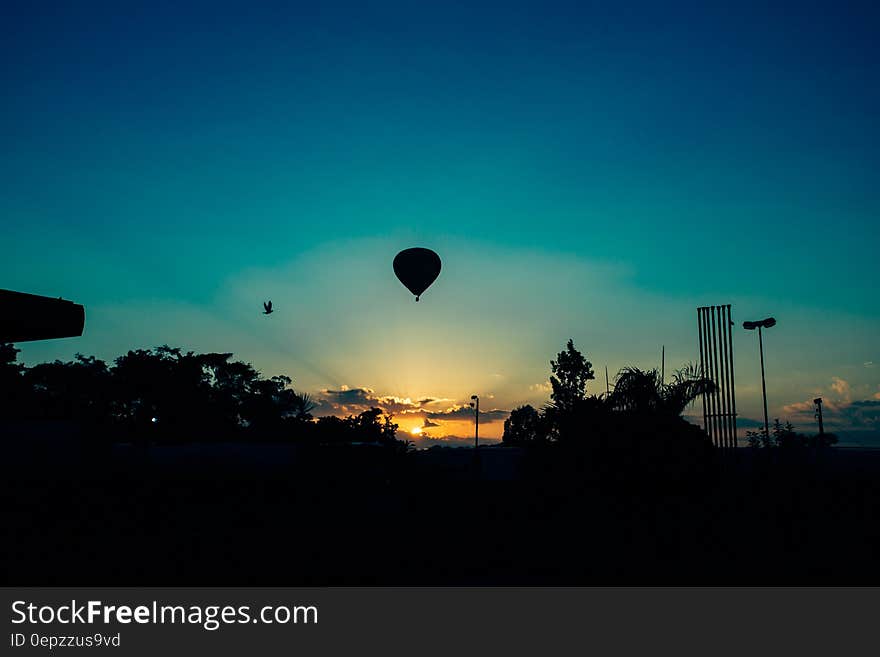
[2,2,878,440]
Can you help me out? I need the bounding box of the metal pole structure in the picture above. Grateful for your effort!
[698,308,709,434]
[726,305,738,449]
[712,306,726,448]
[814,397,824,436]
[716,306,726,447]
[698,304,739,450]
[471,395,480,449]
[719,305,732,449]
[701,307,712,436]
[715,306,727,449]
[715,306,727,448]
[661,345,665,387]
[709,306,721,445]
[475,397,479,448]
[605,366,610,396]
[758,326,769,438]
[743,316,775,443]
[721,305,736,448]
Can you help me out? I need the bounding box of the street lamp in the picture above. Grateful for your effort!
[814,397,824,437]
[743,317,776,438]
[469,395,480,448]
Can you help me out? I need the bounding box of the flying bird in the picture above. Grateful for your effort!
[263,300,273,315]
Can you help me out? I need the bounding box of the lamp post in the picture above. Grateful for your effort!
[812,396,825,457]
[743,317,776,438]
[469,395,480,448]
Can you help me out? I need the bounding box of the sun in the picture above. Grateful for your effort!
[410,426,422,435]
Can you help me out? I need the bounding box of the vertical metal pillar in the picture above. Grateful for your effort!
[709,306,721,443]
[718,305,732,448]
[758,326,769,438]
[725,305,738,448]
[717,306,728,448]
[698,308,709,434]
[661,345,665,387]
[697,304,738,449]
[474,397,480,449]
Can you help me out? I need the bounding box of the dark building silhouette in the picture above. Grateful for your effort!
[0,289,85,343]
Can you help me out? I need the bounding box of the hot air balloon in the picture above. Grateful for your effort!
[393,248,441,301]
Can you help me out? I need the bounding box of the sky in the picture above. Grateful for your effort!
[2,1,878,445]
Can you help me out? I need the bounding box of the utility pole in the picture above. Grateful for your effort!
[470,395,479,448]
[814,397,824,436]
[758,326,769,437]
[661,345,665,386]
[743,317,776,439]
[813,396,826,458]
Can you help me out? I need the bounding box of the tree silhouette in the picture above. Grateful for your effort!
[502,404,548,445]
[2,344,323,444]
[746,428,772,449]
[24,354,113,424]
[746,418,835,449]
[506,340,721,479]
[3,333,721,469]
[0,342,22,373]
[313,407,401,447]
[292,391,317,421]
[549,339,594,413]
[111,347,224,437]
[0,342,25,416]
[543,340,599,442]
[609,363,714,415]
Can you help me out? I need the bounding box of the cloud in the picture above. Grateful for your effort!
[830,376,852,401]
[312,387,491,424]
[530,381,552,394]
[845,400,880,428]
[375,396,431,415]
[313,386,380,415]
[783,396,880,432]
[422,419,440,428]
[736,417,765,428]
[320,386,373,405]
[416,397,455,407]
[865,362,875,368]
[314,386,426,417]
[778,375,880,432]
[426,405,509,423]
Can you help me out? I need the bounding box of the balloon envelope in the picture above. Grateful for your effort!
[393,248,441,301]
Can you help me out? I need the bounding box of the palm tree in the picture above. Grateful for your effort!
[609,363,715,416]
[291,391,316,421]
[663,363,717,416]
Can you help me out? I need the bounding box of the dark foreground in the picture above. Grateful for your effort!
[3,444,879,585]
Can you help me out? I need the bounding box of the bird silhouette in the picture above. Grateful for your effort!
[263,300,273,315]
